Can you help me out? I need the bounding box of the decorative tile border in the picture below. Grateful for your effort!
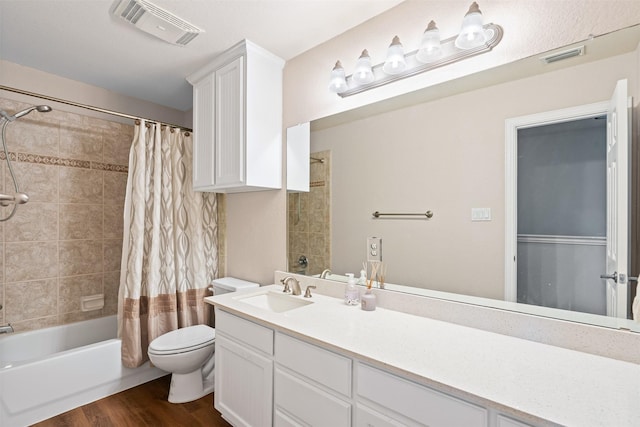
[91,162,129,173]
[310,180,325,187]
[0,151,128,173]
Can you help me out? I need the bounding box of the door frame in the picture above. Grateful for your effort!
[504,101,609,302]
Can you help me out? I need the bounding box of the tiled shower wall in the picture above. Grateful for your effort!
[287,150,331,276]
[0,97,131,332]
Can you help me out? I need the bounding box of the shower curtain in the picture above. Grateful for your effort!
[118,120,218,368]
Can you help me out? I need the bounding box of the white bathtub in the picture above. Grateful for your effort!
[0,315,165,427]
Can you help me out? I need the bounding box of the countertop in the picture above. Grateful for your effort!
[205,285,640,426]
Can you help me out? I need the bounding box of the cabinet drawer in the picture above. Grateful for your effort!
[355,403,408,427]
[357,364,488,427]
[274,368,351,427]
[215,309,274,355]
[497,414,534,427]
[275,332,351,396]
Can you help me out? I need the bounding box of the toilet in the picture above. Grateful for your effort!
[148,277,260,403]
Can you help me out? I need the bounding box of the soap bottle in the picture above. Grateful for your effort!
[344,273,359,306]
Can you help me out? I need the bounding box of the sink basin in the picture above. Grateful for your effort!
[234,290,313,313]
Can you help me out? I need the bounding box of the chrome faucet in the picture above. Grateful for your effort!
[280,276,302,296]
[320,269,332,279]
[0,324,14,334]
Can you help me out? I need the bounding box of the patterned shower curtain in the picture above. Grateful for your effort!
[118,120,218,368]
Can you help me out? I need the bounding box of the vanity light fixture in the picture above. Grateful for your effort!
[417,21,443,63]
[328,60,348,93]
[382,36,407,75]
[455,2,487,49]
[353,50,375,85]
[329,2,502,98]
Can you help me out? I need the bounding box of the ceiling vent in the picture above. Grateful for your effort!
[111,0,203,46]
[540,45,585,64]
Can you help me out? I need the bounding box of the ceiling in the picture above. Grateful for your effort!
[0,0,403,111]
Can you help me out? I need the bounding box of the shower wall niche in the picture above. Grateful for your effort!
[0,97,131,332]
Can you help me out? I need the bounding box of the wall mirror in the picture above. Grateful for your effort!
[287,23,640,332]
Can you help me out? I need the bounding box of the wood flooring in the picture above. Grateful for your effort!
[33,375,232,427]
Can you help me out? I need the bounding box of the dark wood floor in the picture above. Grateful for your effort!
[33,375,232,427]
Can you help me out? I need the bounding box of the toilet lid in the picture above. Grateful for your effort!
[148,325,215,354]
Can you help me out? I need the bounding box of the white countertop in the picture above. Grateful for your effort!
[206,285,640,426]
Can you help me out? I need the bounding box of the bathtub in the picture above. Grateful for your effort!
[0,315,165,427]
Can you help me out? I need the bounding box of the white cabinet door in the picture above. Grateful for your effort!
[214,334,273,427]
[192,73,215,190]
[214,55,245,189]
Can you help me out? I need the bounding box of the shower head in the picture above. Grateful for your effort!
[0,105,52,122]
[12,105,52,120]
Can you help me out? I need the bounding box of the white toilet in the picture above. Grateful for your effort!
[148,277,260,403]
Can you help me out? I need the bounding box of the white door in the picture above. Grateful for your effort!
[602,79,630,318]
[505,79,631,319]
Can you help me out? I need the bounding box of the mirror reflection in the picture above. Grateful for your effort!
[287,24,640,329]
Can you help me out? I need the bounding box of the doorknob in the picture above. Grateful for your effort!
[600,271,618,283]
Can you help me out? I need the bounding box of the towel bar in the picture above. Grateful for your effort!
[372,211,433,218]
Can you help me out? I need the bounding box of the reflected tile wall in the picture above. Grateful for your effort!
[0,97,132,332]
[287,150,331,276]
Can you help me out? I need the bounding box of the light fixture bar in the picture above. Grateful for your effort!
[337,23,503,98]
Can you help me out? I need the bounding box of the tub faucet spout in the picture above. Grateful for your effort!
[0,324,14,334]
[320,269,332,279]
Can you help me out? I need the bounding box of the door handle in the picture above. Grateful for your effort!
[600,272,618,283]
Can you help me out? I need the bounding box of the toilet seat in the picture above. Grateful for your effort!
[148,325,215,355]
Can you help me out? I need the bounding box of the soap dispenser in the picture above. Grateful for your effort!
[344,273,359,305]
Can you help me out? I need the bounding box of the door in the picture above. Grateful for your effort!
[603,79,630,318]
[505,79,631,318]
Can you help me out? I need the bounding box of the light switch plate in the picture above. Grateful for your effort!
[367,237,382,262]
[471,208,492,221]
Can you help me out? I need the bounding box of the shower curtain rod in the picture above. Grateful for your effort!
[0,85,192,132]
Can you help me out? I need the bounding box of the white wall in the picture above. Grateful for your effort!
[284,0,640,125]
[0,60,189,127]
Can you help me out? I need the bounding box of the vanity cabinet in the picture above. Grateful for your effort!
[273,332,352,426]
[214,309,274,427]
[213,308,535,427]
[187,39,284,193]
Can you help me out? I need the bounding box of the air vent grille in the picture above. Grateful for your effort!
[136,0,201,32]
[176,32,199,46]
[111,0,203,46]
[540,46,585,64]
[119,0,145,24]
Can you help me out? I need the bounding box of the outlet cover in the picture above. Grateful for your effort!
[367,237,382,262]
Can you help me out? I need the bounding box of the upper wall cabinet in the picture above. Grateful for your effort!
[187,40,284,193]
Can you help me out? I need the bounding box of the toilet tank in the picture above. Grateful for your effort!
[211,277,260,295]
